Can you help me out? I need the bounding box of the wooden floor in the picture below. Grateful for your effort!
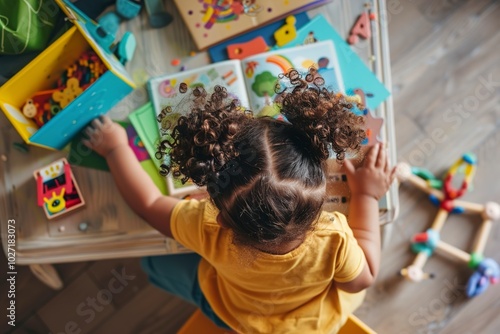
[2,0,500,333]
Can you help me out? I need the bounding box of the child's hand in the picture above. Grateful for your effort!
[82,116,128,157]
[342,143,396,200]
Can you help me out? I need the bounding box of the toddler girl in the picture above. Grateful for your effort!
[83,68,395,333]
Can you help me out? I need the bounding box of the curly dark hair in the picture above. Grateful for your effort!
[157,68,366,248]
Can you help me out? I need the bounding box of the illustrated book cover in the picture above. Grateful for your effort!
[173,0,330,50]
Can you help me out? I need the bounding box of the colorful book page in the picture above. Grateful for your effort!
[174,0,330,50]
[68,119,167,194]
[129,103,205,198]
[241,40,344,114]
[128,102,162,169]
[147,60,250,122]
[148,62,248,198]
[278,14,390,111]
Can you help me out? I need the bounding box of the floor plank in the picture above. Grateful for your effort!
[10,315,49,334]
[3,263,55,327]
[362,0,500,332]
[93,285,196,334]
[37,273,116,334]
[441,284,500,334]
[86,258,150,309]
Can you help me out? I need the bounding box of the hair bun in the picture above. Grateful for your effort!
[276,68,366,161]
[157,85,253,186]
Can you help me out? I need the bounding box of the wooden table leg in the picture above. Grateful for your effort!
[29,263,63,290]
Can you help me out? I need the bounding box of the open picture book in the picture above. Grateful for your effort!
[147,40,344,197]
[149,40,343,118]
[146,40,386,216]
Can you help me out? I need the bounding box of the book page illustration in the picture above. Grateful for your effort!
[240,41,344,115]
[148,60,249,125]
[279,15,390,111]
[147,60,248,198]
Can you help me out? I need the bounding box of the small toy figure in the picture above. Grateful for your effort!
[22,99,37,118]
[35,158,85,219]
[396,153,500,297]
[68,0,139,63]
[52,77,83,109]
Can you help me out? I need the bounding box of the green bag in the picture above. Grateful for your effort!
[0,0,62,55]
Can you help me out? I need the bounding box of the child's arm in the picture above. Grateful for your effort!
[336,143,396,293]
[82,116,179,238]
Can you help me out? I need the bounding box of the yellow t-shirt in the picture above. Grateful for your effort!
[171,199,366,334]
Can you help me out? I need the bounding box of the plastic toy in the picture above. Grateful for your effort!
[74,0,158,28]
[98,11,121,38]
[22,89,59,127]
[116,0,142,19]
[72,0,115,20]
[347,12,371,45]
[22,49,107,129]
[144,0,174,28]
[396,153,500,297]
[69,0,139,63]
[22,99,38,118]
[95,1,141,64]
[52,77,84,109]
[112,31,137,65]
[227,36,269,60]
[274,16,297,47]
[34,158,85,220]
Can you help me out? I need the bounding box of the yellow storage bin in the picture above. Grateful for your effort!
[0,0,135,150]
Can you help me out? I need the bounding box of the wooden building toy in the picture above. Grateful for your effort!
[396,153,500,297]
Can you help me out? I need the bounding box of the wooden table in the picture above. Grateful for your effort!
[0,0,398,288]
